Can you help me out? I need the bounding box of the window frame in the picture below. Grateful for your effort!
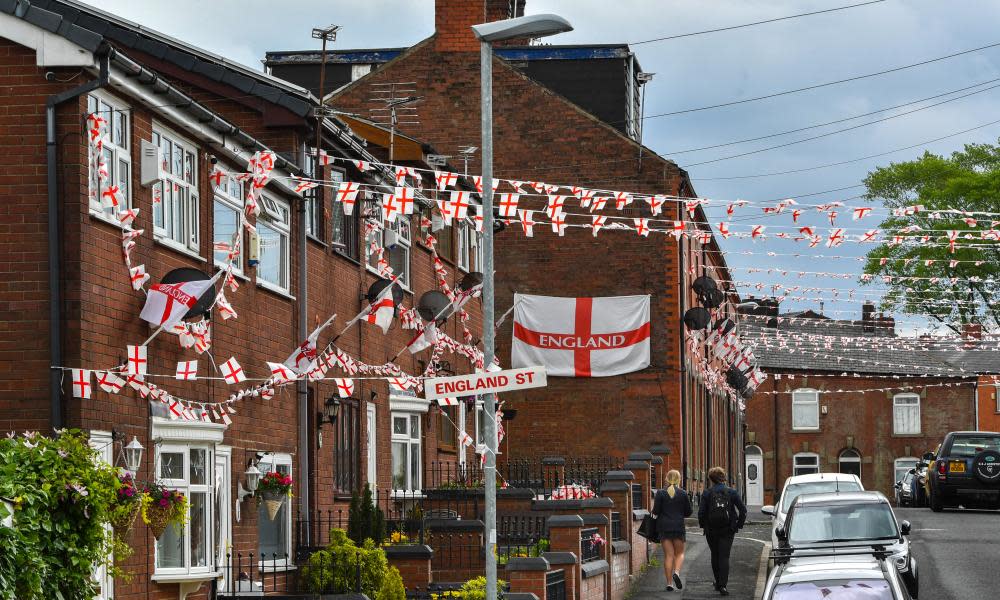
[256,193,291,293]
[152,124,200,254]
[390,411,422,493]
[87,91,132,222]
[838,448,861,478]
[438,405,458,452]
[257,452,293,568]
[367,403,378,489]
[792,452,821,477]
[89,430,115,599]
[212,168,245,274]
[153,443,215,577]
[892,393,921,435]
[791,388,820,431]
[303,150,321,241]
[333,397,361,494]
[457,217,483,273]
[365,210,412,289]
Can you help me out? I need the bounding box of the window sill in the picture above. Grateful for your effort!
[438,445,458,455]
[214,262,248,281]
[390,490,426,500]
[89,209,128,230]
[332,248,361,265]
[791,429,820,433]
[150,570,221,583]
[258,561,296,572]
[256,279,296,301]
[892,433,923,438]
[155,237,206,262]
[307,234,327,247]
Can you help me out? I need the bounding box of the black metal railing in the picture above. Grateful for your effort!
[611,511,623,541]
[295,491,426,561]
[546,569,567,600]
[426,461,486,489]
[215,551,298,597]
[498,455,625,497]
[580,527,602,563]
[497,513,548,564]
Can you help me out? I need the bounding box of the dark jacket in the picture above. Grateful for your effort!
[652,487,693,534]
[698,483,747,534]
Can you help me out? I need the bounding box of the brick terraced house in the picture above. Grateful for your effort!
[267,0,748,500]
[0,0,488,597]
[740,300,1000,505]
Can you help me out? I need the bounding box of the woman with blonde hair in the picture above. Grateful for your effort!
[651,469,692,591]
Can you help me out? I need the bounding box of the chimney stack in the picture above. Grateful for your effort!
[435,0,528,52]
[862,302,875,334]
[963,322,983,348]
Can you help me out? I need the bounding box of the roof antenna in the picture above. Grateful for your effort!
[369,82,422,163]
[819,301,824,316]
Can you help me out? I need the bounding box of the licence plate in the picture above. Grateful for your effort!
[950,461,966,473]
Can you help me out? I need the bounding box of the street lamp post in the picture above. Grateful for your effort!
[471,14,572,600]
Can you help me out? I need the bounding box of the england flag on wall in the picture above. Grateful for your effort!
[511,293,650,377]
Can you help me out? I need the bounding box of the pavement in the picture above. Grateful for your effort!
[895,506,1000,600]
[629,523,771,600]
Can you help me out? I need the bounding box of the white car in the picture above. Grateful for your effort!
[762,472,863,556]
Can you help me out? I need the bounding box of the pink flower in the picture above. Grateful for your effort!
[159,498,169,507]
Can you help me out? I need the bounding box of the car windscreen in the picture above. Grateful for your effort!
[947,435,1000,458]
[781,481,863,512]
[788,503,899,545]
[773,579,891,599]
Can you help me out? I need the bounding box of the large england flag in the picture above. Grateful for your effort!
[139,278,216,330]
[511,293,650,377]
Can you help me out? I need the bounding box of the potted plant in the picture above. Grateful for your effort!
[257,471,293,521]
[109,470,144,534]
[140,481,187,539]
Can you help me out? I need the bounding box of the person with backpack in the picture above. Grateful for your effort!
[698,466,747,596]
[651,469,693,592]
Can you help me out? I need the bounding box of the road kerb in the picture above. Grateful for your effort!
[753,542,772,599]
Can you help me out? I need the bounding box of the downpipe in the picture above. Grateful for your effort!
[46,49,111,429]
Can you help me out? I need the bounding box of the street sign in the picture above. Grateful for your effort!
[424,366,547,400]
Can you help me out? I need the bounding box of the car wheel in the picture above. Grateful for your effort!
[905,560,919,598]
[929,490,943,512]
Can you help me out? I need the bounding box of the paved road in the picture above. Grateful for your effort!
[897,506,1000,600]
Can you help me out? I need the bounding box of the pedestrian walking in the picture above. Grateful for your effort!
[698,466,747,597]
[652,469,692,592]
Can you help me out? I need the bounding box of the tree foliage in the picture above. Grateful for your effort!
[862,142,1000,332]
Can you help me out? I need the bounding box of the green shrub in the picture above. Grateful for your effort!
[460,576,507,600]
[377,565,406,600]
[303,528,397,595]
[348,483,385,545]
[0,430,121,600]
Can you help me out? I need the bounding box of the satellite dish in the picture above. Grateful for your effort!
[726,366,748,391]
[692,276,718,296]
[160,267,216,319]
[683,307,711,331]
[701,288,725,309]
[366,278,404,306]
[417,291,453,324]
[459,272,483,292]
[713,318,736,338]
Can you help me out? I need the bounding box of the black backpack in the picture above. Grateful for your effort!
[707,489,731,529]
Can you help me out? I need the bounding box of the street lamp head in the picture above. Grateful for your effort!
[471,14,573,43]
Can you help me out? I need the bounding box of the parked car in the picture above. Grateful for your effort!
[895,470,916,507]
[762,547,914,600]
[761,472,864,552]
[776,491,917,598]
[926,431,1000,511]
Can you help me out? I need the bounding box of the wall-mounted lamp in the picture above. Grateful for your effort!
[235,459,262,522]
[316,396,341,449]
[124,436,144,477]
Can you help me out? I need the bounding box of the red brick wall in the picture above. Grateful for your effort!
[977,376,1000,432]
[580,572,605,600]
[746,372,976,503]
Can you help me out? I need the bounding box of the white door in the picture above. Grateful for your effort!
[214,446,232,589]
[89,431,115,600]
[367,404,377,490]
[745,446,764,506]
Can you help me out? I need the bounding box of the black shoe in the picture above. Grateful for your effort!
[719,586,729,596]
[713,583,720,591]
[666,585,674,592]
[673,573,683,590]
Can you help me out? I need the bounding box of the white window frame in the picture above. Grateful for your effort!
[152,124,200,253]
[212,168,244,274]
[367,403,378,489]
[792,452,821,477]
[894,457,918,484]
[213,446,232,590]
[893,393,921,435]
[87,91,132,221]
[257,453,293,568]
[89,430,115,600]
[791,388,820,431]
[457,217,483,273]
[153,443,214,577]
[838,448,861,478]
[365,211,412,289]
[391,412,422,493]
[256,194,291,292]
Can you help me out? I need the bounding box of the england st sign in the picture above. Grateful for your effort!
[424,366,547,401]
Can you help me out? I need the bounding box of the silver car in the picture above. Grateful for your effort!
[777,491,918,598]
[762,548,914,599]
[762,472,864,553]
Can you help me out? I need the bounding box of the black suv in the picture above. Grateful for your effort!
[926,431,1000,511]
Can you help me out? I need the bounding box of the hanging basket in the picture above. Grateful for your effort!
[145,504,174,540]
[262,491,285,521]
[110,500,141,534]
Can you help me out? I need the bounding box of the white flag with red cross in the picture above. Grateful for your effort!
[176,360,198,380]
[334,378,355,398]
[268,361,297,384]
[71,369,92,399]
[220,357,246,385]
[336,181,360,215]
[366,296,395,333]
[140,277,218,330]
[512,293,650,377]
[283,313,336,374]
[96,370,125,393]
[126,344,147,377]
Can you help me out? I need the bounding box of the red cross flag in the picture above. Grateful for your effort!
[498,193,520,220]
[518,209,535,238]
[366,295,395,333]
[394,186,416,215]
[512,294,651,377]
[268,361,296,384]
[283,313,336,374]
[647,195,665,216]
[449,191,471,220]
[96,371,125,393]
[591,215,606,237]
[336,181,360,215]
[382,193,401,223]
[435,171,458,190]
[72,369,92,399]
[140,277,218,330]
[176,360,198,381]
[126,344,147,377]
[292,175,320,194]
[334,378,355,398]
[220,357,246,385]
[129,265,150,291]
[546,195,566,219]
[633,218,650,237]
[852,206,873,220]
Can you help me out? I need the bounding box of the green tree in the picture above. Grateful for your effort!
[862,143,1000,332]
[347,483,385,545]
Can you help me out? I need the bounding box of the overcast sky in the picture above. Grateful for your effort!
[82,0,1000,332]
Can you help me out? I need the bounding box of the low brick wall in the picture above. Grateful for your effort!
[385,544,433,591]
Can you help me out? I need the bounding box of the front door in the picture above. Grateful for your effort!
[746,449,764,506]
[214,446,232,589]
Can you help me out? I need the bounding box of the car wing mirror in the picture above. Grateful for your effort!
[775,526,787,541]
[899,520,911,536]
[894,482,902,488]
[761,505,775,516]
[922,452,935,461]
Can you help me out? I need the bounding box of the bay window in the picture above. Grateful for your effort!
[155,445,213,574]
[152,126,200,253]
